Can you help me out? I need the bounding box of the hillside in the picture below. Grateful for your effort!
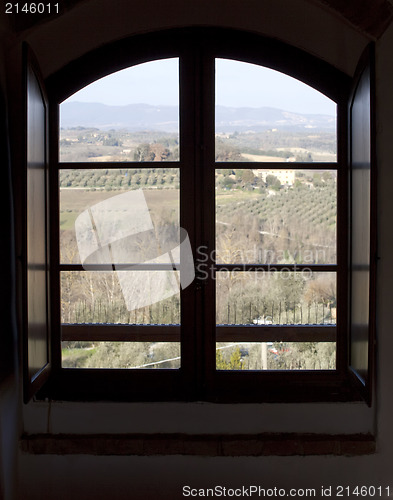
[61,101,335,132]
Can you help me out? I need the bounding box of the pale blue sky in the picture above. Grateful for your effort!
[64,57,336,116]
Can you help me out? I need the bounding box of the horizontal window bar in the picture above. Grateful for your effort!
[57,161,181,170]
[62,324,335,343]
[213,162,338,170]
[60,264,337,273]
[59,263,180,272]
[351,264,371,271]
[216,325,336,342]
[62,324,181,342]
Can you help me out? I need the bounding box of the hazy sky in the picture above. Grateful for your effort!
[64,57,336,116]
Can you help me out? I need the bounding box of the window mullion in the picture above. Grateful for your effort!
[199,50,217,394]
[178,48,200,393]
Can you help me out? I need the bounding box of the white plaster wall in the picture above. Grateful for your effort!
[22,0,368,77]
[22,401,373,435]
[17,454,388,500]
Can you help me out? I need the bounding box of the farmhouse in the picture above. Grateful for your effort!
[253,169,296,186]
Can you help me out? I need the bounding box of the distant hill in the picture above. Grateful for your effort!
[60,101,336,132]
[60,102,179,132]
[215,106,335,132]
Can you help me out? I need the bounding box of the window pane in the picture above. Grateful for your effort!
[60,59,179,162]
[216,272,336,326]
[216,271,336,371]
[61,271,180,325]
[216,342,335,370]
[215,59,336,162]
[215,169,336,264]
[62,341,180,369]
[60,168,180,264]
[61,270,181,369]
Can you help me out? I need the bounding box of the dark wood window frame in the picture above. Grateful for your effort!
[23,29,376,404]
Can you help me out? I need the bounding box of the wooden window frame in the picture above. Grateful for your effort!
[23,44,51,402]
[24,29,375,404]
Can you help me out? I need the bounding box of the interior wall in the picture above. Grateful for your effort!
[25,0,367,77]
[2,0,393,498]
[0,23,20,500]
[373,9,393,460]
[16,454,385,500]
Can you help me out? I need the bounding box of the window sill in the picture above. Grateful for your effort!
[20,433,375,457]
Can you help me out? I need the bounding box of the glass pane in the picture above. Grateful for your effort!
[216,272,336,325]
[215,59,336,162]
[61,271,180,324]
[60,59,179,162]
[62,341,180,369]
[215,169,336,264]
[60,168,180,264]
[216,342,335,370]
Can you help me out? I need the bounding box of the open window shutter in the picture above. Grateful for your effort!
[23,45,51,402]
[348,44,376,406]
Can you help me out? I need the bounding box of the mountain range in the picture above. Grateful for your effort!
[60,101,336,133]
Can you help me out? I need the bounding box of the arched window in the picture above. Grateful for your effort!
[23,30,376,403]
